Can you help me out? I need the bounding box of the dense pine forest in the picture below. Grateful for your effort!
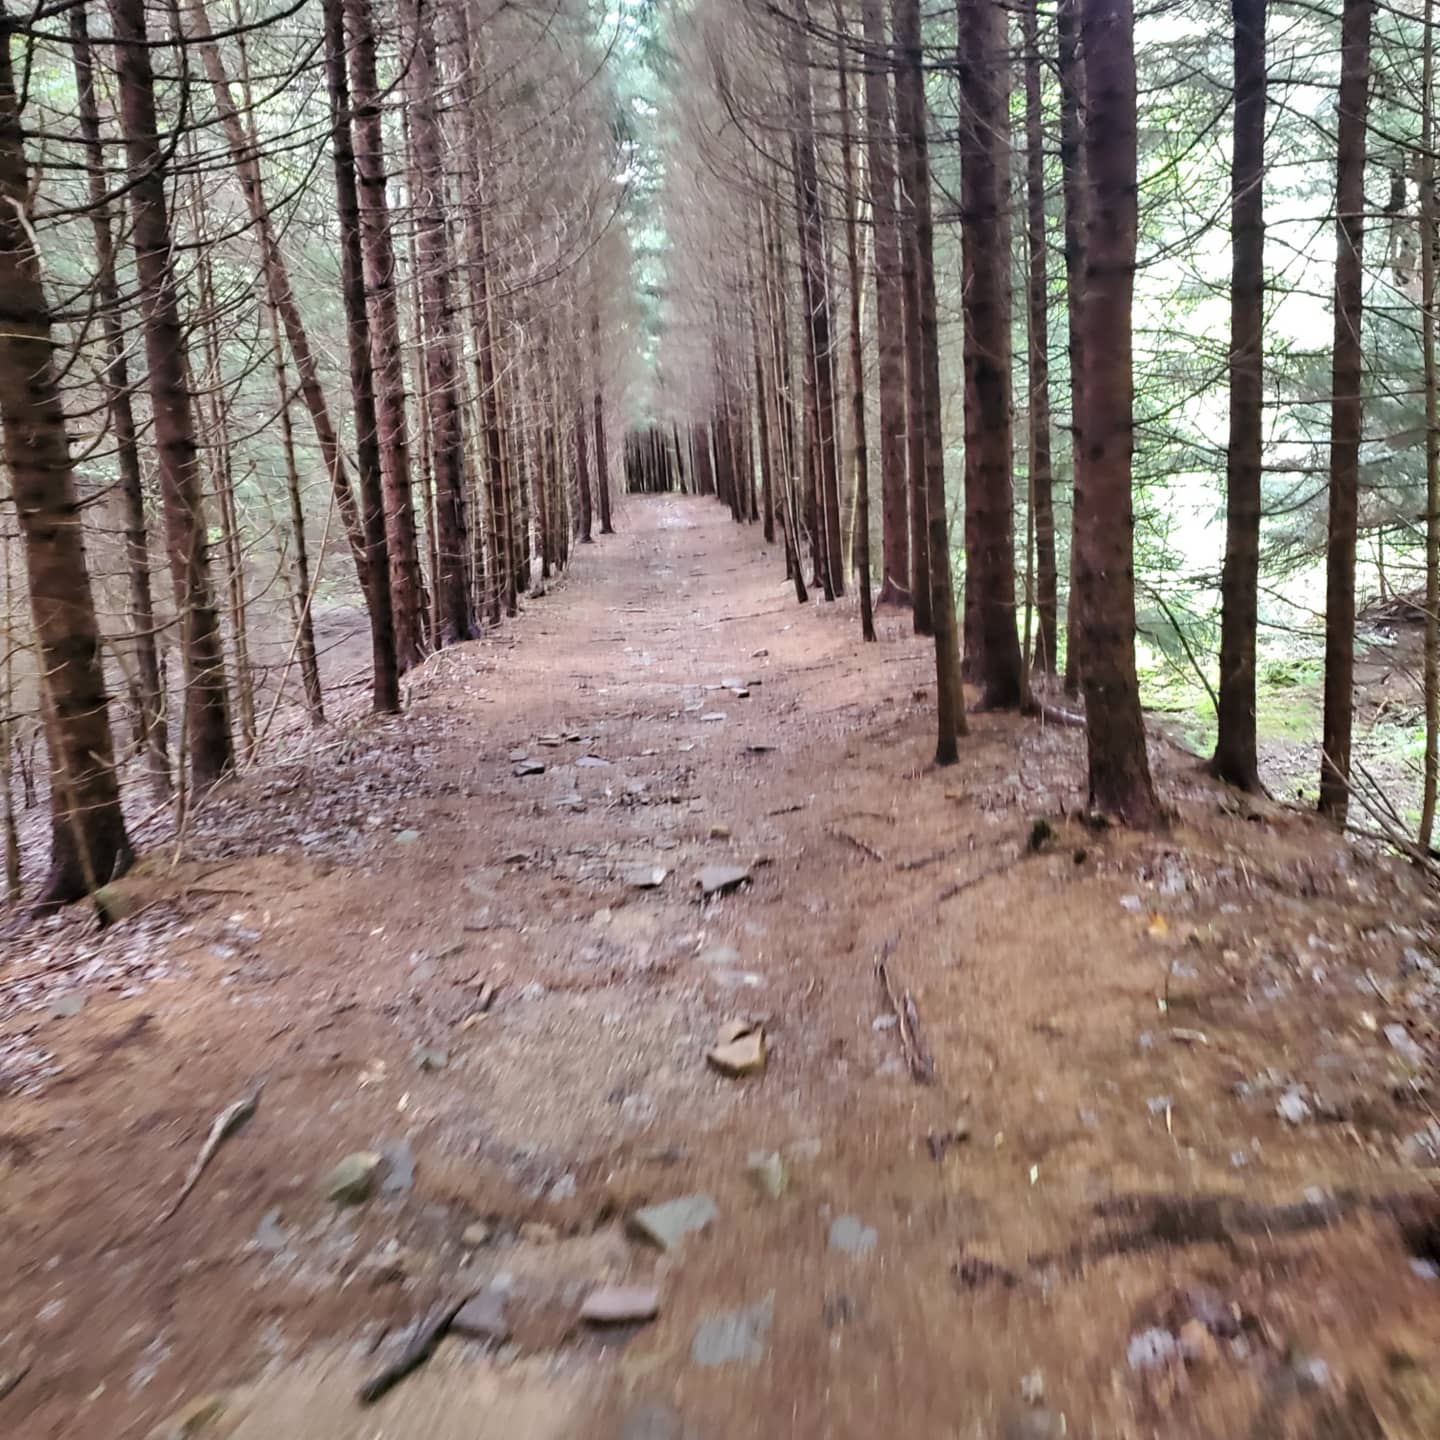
[5,0,1440,1436]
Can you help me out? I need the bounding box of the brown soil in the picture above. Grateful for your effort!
[3,496,1440,1440]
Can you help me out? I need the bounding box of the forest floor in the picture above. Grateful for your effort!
[4,496,1440,1440]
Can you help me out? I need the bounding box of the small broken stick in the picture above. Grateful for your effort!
[156,1085,261,1225]
[358,1296,467,1405]
[875,954,935,1084]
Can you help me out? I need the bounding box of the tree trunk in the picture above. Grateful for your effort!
[185,0,370,599]
[1058,0,1087,694]
[347,0,427,669]
[956,0,1022,707]
[1317,0,1373,825]
[836,9,876,641]
[788,9,845,600]
[68,1,169,799]
[406,0,474,644]
[1211,0,1267,791]
[1421,0,1440,848]
[861,0,910,608]
[893,4,932,637]
[893,0,966,759]
[321,0,399,712]
[1021,0,1058,675]
[592,312,616,535]
[575,390,595,543]
[1076,0,1157,824]
[108,0,234,788]
[0,15,134,905]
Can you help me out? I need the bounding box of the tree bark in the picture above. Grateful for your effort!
[1317,0,1373,825]
[1058,0,1087,694]
[592,311,616,535]
[347,0,427,669]
[108,0,234,787]
[1421,0,1439,848]
[1021,0,1058,675]
[861,0,910,608]
[0,12,134,905]
[956,0,1022,706]
[321,0,398,712]
[405,0,475,643]
[836,9,875,641]
[893,0,966,759]
[68,1,169,798]
[1211,0,1267,791]
[1075,0,1157,824]
[184,0,370,599]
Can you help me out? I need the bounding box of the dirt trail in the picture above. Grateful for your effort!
[3,496,1440,1439]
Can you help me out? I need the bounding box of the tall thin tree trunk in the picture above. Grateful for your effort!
[592,311,616,535]
[0,15,134,904]
[1421,0,1440,848]
[347,0,427,669]
[68,1,168,798]
[1212,0,1267,791]
[1318,0,1373,825]
[1021,0,1058,675]
[957,0,1022,706]
[575,389,595,544]
[185,0,370,595]
[405,0,474,643]
[1058,0,1087,694]
[894,0,966,759]
[109,0,234,787]
[1076,0,1157,824]
[322,0,399,711]
[861,0,909,607]
[836,9,875,641]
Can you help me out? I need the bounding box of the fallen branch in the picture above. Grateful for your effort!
[156,1085,262,1225]
[829,828,885,863]
[876,951,934,1084]
[358,1296,470,1405]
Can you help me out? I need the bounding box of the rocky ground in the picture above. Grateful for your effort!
[2,496,1439,1440]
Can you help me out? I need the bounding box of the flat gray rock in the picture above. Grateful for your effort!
[629,1193,718,1251]
[580,1284,660,1324]
[828,1215,877,1258]
[576,755,611,768]
[690,1292,774,1367]
[378,1139,414,1197]
[323,1151,381,1204]
[626,865,669,890]
[619,1404,697,1440]
[513,759,546,776]
[696,864,750,897]
[452,1289,509,1343]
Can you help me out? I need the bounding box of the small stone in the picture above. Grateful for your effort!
[690,1292,773,1367]
[462,1222,491,1248]
[1127,1327,1178,1371]
[626,865,669,890]
[394,829,421,846]
[873,1014,898,1031]
[147,1394,227,1439]
[700,712,726,723]
[508,749,530,762]
[452,1289,510,1343]
[580,1285,660,1325]
[513,760,546,777]
[252,1208,287,1252]
[746,1150,787,1198]
[694,858,748,892]
[629,1193,718,1251]
[1294,1356,1331,1391]
[709,824,732,840]
[323,1151,381,1204]
[576,755,611,768]
[45,993,86,1021]
[1402,947,1437,978]
[412,1044,448,1072]
[1277,1087,1312,1125]
[379,1139,414,1197]
[701,944,743,966]
[1409,1258,1439,1280]
[519,1220,558,1245]
[828,1215,877,1258]
[1020,1371,1045,1405]
[707,1027,765,1077]
[1385,1023,1427,1068]
[787,1137,822,1163]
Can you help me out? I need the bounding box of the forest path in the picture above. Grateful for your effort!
[4,496,1440,1439]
